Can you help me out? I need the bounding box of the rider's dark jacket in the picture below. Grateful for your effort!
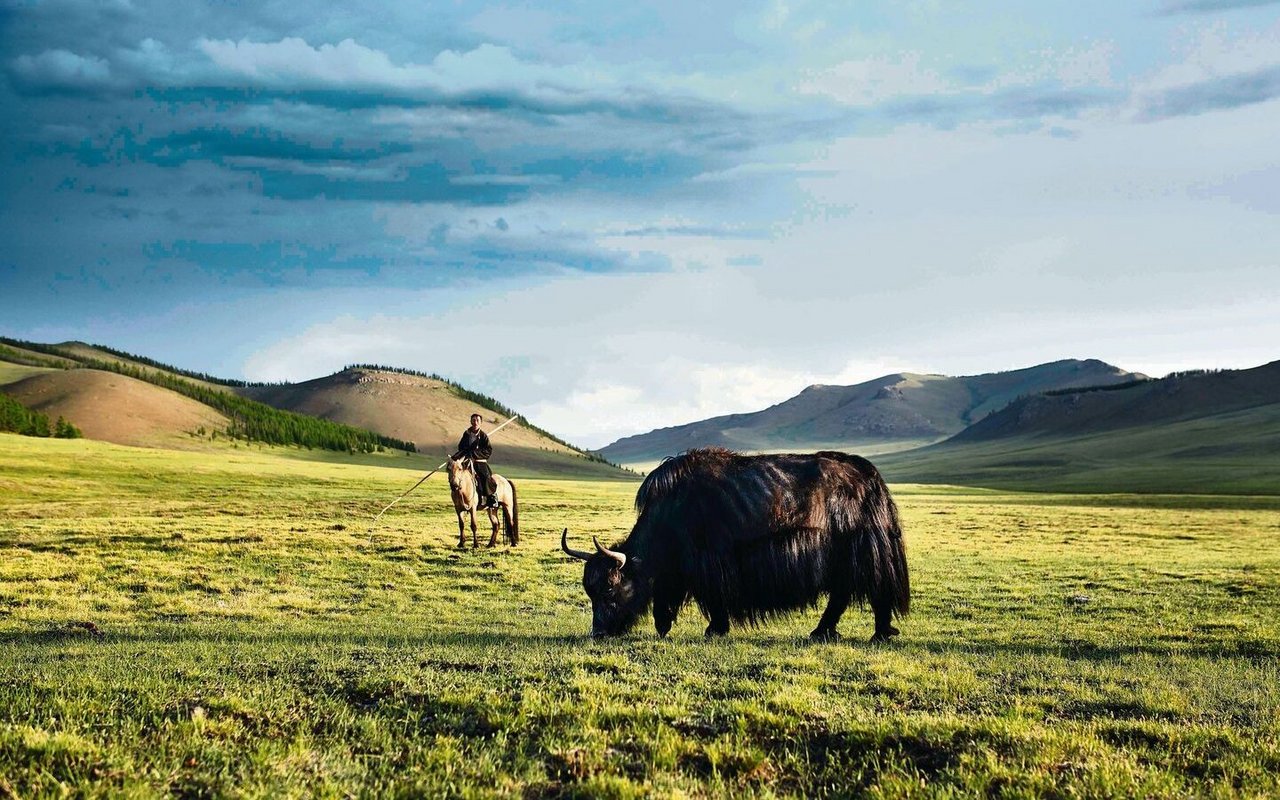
[454,428,493,461]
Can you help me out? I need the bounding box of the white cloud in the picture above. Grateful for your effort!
[1052,41,1118,89]
[793,41,1117,109]
[796,53,950,105]
[233,98,1280,449]
[1129,18,1280,119]
[196,37,618,102]
[114,38,175,77]
[1139,19,1280,94]
[8,0,1280,456]
[10,48,112,89]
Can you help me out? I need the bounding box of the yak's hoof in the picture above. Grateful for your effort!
[810,628,841,643]
[870,628,900,644]
[704,625,728,639]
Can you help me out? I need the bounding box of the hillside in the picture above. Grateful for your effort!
[600,359,1142,467]
[2,368,229,449]
[877,361,1280,494]
[0,340,629,479]
[239,368,622,477]
[29,341,238,392]
[952,362,1280,442]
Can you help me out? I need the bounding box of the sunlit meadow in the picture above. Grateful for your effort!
[2,436,1278,797]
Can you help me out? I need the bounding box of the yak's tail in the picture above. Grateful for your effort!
[850,465,910,618]
[504,479,519,546]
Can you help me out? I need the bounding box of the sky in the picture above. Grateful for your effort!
[2,1,1279,449]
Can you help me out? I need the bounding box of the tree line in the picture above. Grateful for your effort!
[0,338,415,454]
[0,394,81,439]
[88,359,417,454]
[0,342,74,369]
[0,337,252,387]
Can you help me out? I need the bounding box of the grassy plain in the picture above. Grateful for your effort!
[2,435,1279,797]
[878,404,1280,496]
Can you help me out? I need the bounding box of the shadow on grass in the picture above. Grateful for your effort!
[0,625,586,649]
[902,633,1279,661]
[3,623,1276,662]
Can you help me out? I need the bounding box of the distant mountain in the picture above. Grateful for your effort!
[599,359,1143,466]
[952,363,1279,442]
[877,361,1280,494]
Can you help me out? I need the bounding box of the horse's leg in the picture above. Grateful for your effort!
[486,506,499,548]
[470,508,479,549]
[493,480,514,546]
[504,481,518,546]
[455,509,466,549]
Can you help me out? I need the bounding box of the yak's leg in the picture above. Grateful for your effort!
[870,596,900,644]
[652,575,686,638]
[811,547,853,642]
[810,587,852,643]
[702,599,730,639]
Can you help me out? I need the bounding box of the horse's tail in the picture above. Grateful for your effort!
[504,479,519,546]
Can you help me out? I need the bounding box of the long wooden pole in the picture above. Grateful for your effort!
[372,413,520,522]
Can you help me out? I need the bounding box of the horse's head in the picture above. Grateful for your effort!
[447,456,473,493]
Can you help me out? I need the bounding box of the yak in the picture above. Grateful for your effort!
[561,448,909,642]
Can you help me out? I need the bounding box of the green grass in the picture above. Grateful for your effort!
[2,435,1279,797]
[0,362,57,385]
[879,403,1280,495]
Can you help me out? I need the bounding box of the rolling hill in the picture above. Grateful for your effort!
[238,367,622,477]
[2,368,229,449]
[0,340,629,479]
[599,359,1143,467]
[877,361,1280,494]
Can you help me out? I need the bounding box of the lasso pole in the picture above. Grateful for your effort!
[371,413,521,522]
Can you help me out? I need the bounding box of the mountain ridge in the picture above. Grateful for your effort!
[599,359,1144,466]
[876,360,1280,494]
[952,361,1280,443]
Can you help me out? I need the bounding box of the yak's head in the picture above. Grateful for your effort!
[561,528,649,638]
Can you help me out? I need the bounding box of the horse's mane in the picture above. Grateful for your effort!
[635,447,734,514]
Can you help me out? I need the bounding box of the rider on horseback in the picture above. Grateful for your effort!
[454,413,499,509]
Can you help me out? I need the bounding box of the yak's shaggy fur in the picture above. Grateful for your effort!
[563,447,910,642]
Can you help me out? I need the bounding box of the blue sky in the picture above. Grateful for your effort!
[2,1,1278,447]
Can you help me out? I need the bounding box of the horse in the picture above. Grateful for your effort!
[446,456,519,548]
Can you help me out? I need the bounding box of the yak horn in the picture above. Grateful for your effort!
[593,536,627,569]
[561,528,592,561]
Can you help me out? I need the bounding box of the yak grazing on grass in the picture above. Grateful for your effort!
[561,447,909,642]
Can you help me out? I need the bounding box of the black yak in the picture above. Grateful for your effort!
[561,448,909,642]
